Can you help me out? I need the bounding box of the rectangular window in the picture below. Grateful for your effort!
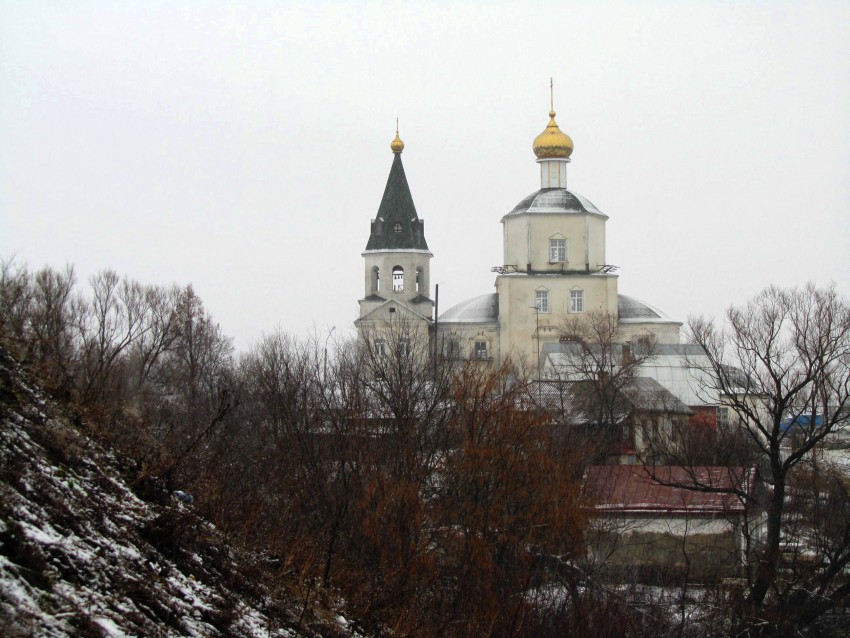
[570,289,584,313]
[535,290,549,313]
[374,339,386,356]
[447,340,461,359]
[399,339,411,356]
[549,238,566,263]
[717,406,730,428]
[474,341,488,359]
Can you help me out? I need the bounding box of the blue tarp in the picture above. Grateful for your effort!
[780,414,825,432]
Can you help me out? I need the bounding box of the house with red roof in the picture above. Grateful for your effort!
[583,464,763,582]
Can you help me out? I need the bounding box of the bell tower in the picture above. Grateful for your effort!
[358,125,434,322]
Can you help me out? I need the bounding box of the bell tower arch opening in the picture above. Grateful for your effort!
[392,266,404,291]
[371,266,380,293]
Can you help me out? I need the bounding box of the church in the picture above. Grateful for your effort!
[355,92,717,413]
[354,104,760,570]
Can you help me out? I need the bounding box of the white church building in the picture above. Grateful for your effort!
[356,96,722,413]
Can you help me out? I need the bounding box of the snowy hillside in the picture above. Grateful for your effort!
[0,345,358,637]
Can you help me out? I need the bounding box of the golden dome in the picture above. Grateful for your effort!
[390,121,404,154]
[533,109,573,159]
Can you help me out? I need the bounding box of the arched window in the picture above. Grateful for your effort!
[415,267,423,293]
[392,266,404,291]
[371,266,380,293]
[394,221,402,233]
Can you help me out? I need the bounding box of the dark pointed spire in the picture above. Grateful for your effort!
[365,152,429,251]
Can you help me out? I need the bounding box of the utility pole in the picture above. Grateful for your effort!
[433,283,441,375]
[323,326,336,381]
[531,304,541,404]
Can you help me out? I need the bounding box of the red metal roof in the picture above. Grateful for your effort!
[584,465,750,515]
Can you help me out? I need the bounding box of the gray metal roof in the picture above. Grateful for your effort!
[528,376,693,424]
[408,294,434,306]
[504,188,607,218]
[544,341,720,407]
[438,292,673,325]
[652,343,709,356]
[365,153,429,252]
[617,294,677,323]
[439,293,499,323]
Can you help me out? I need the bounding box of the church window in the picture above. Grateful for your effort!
[549,238,566,262]
[717,406,730,428]
[570,289,584,313]
[416,267,423,292]
[447,340,461,359]
[399,339,411,356]
[392,266,404,291]
[535,289,550,313]
[374,339,386,356]
[474,341,489,359]
[394,221,402,233]
[371,266,380,292]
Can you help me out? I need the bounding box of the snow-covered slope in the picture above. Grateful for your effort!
[0,346,356,637]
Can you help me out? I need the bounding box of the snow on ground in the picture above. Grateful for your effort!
[0,346,357,637]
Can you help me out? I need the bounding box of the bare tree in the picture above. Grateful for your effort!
[429,360,589,636]
[10,264,80,396]
[542,311,658,461]
[74,270,156,404]
[0,257,34,349]
[685,284,850,635]
[128,283,181,392]
[127,284,237,490]
[0,259,183,411]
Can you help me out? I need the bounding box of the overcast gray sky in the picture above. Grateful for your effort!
[2,1,848,350]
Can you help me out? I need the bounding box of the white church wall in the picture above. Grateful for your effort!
[496,273,618,367]
[502,214,607,273]
[618,321,682,344]
[437,322,501,363]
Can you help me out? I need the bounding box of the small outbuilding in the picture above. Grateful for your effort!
[583,464,761,583]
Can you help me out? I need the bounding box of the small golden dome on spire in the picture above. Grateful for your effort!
[391,119,404,154]
[533,79,573,159]
[533,110,573,159]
